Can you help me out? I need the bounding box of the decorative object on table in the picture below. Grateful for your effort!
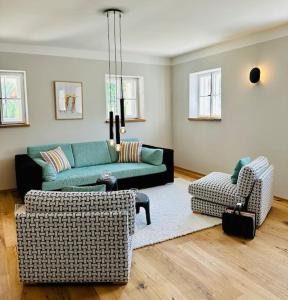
[189,156,274,227]
[16,189,136,283]
[222,203,256,239]
[104,8,126,151]
[96,174,118,192]
[54,81,83,120]
[118,141,142,163]
[133,189,151,225]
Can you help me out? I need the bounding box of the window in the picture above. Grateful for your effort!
[105,75,144,121]
[189,68,221,120]
[0,70,29,126]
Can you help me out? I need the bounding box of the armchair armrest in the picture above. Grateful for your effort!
[15,154,42,199]
[142,144,174,183]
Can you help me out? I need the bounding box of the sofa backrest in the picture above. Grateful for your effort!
[27,143,75,167]
[236,156,269,198]
[72,141,112,167]
[24,190,136,235]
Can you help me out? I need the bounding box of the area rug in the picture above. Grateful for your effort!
[133,178,222,249]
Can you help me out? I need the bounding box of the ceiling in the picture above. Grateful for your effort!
[1,0,288,58]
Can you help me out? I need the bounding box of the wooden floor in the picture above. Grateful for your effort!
[1,172,288,300]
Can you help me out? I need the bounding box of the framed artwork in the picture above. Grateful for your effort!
[54,81,83,120]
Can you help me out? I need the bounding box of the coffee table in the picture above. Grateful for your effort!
[96,175,118,192]
[135,192,151,225]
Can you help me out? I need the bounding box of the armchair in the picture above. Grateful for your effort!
[16,190,136,283]
[189,156,274,226]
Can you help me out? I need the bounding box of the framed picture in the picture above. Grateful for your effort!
[54,81,83,120]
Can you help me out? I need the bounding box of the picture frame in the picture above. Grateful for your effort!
[54,81,83,120]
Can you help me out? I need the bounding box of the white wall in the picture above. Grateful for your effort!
[0,52,172,190]
[172,36,288,199]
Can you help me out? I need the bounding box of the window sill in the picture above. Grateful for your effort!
[0,123,30,128]
[105,118,146,123]
[188,117,221,121]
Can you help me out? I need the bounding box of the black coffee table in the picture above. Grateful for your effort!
[135,192,151,225]
[96,175,118,192]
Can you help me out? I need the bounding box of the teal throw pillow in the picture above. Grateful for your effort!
[141,147,163,166]
[231,157,252,184]
[33,158,57,182]
[61,185,106,192]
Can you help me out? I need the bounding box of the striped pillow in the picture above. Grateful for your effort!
[118,141,142,163]
[40,146,71,173]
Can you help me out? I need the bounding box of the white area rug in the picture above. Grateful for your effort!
[133,178,222,249]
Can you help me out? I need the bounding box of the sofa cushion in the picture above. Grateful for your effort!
[188,172,245,207]
[108,138,139,162]
[141,147,163,166]
[33,158,57,181]
[27,143,75,167]
[237,156,269,198]
[42,162,167,191]
[61,184,106,192]
[72,141,112,167]
[40,146,71,173]
[119,141,142,163]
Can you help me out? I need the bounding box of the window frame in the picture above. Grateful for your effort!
[189,68,221,121]
[105,74,145,122]
[0,70,29,127]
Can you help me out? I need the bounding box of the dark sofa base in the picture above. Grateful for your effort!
[117,171,172,190]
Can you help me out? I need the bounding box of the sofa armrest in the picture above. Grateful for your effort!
[142,144,174,183]
[15,154,42,199]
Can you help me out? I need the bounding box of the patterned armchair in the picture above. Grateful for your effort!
[15,190,136,283]
[189,157,274,226]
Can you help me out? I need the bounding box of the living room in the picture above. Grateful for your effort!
[0,1,288,299]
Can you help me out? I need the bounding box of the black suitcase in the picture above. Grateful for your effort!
[222,203,256,239]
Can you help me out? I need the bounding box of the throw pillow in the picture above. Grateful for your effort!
[61,184,106,192]
[33,158,57,181]
[40,146,71,173]
[231,157,252,184]
[141,147,163,166]
[118,141,142,163]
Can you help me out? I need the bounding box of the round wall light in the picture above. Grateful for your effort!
[249,67,261,84]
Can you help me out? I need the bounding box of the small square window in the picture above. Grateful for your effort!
[189,68,221,120]
[105,75,144,120]
[0,70,29,126]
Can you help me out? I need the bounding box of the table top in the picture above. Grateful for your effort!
[136,192,149,203]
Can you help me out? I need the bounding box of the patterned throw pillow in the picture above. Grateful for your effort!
[118,141,142,163]
[40,146,71,173]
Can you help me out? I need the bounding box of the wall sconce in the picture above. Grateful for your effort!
[250,67,261,84]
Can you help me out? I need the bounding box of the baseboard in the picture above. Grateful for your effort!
[174,166,205,179]
[174,166,288,201]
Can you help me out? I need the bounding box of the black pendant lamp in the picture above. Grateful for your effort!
[105,8,126,151]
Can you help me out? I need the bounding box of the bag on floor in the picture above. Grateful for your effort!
[222,203,256,239]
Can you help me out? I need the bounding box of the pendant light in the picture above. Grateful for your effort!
[105,8,126,151]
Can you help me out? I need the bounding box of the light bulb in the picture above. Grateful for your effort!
[109,139,115,146]
[120,127,126,134]
[116,144,121,152]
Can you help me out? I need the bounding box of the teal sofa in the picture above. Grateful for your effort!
[15,140,174,198]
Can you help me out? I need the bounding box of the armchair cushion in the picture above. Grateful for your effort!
[237,156,269,197]
[189,172,245,207]
[24,190,136,235]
